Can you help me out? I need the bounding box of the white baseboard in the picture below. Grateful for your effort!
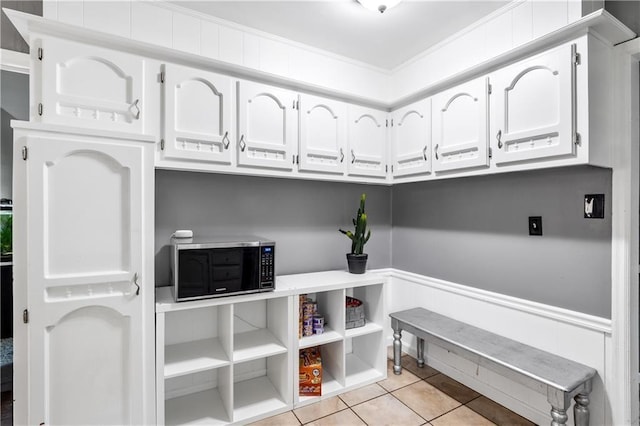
[384,269,610,426]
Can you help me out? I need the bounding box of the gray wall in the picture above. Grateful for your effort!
[1,0,42,53]
[1,71,29,200]
[155,170,392,286]
[605,1,640,36]
[392,166,612,318]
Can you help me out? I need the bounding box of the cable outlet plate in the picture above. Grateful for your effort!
[529,216,542,236]
[584,194,605,219]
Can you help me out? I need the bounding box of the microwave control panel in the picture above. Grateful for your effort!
[260,244,275,288]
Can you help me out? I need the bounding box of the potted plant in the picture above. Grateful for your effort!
[339,193,371,274]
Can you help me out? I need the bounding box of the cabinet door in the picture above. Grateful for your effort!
[162,64,233,164]
[491,43,574,164]
[432,77,489,172]
[236,80,297,170]
[391,99,431,177]
[299,94,347,174]
[39,37,144,133]
[347,105,388,178]
[17,132,154,425]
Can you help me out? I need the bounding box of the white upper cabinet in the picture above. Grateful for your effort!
[13,127,155,426]
[162,63,233,164]
[37,37,144,133]
[236,80,298,170]
[432,76,490,173]
[391,99,431,177]
[490,43,575,165]
[298,94,347,174]
[347,105,388,178]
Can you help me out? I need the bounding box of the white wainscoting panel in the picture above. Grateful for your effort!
[84,0,131,39]
[219,25,244,66]
[131,1,172,48]
[57,0,83,26]
[385,270,610,426]
[533,0,569,38]
[512,0,534,48]
[172,12,200,55]
[200,19,220,60]
[43,0,57,20]
[243,33,261,70]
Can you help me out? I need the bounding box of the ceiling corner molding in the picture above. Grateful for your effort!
[0,48,29,74]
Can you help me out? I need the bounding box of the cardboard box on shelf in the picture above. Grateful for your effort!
[299,346,322,396]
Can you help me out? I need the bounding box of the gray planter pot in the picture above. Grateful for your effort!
[346,253,368,274]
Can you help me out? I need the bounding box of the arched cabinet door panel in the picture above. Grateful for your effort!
[13,129,154,426]
[162,63,233,165]
[298,94,347,174]
[347,105,388,178]
[38,37,144,133]
[236,80,297,170]
[491,43,575,165]
[432,76,489,173]
[391,98,431,177]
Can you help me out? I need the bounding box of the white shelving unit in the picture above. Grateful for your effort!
[293,277,386,408]
[156,271,387,424]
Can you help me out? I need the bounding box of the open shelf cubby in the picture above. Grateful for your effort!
[233,297,290,362]
[164,305,232,379]
[233,353,291,423]
[164,368,232,426]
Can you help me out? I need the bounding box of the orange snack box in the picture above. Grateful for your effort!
[299,346,322,396]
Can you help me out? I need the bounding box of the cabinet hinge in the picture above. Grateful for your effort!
[38,103,43,116]
[160,139,165,150]
[23,309,29,324]
[37,47,43,61]
[573,132,581,146]
[160,71,165,83]
[573,51,581,66]
[487,83,492,95]
[296,100,299,110]
[385,164,388,173]
[21,146,28,161]
[391,165,394,173]
[488,147,492,159]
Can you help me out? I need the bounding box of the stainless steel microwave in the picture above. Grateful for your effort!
[170,236,275,302]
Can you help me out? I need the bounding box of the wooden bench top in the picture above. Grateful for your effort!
[389,307,596,394]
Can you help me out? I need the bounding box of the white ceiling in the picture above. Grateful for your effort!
[173,0,511,70]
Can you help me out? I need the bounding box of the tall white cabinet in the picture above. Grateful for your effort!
[12,123,156,425]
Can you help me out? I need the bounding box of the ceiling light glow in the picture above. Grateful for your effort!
[358,0,402,14]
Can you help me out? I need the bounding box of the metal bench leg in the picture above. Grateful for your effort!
[391,318,402,375]
[573,392,590,426]
[416,337,425,368]
[551,406,568,426]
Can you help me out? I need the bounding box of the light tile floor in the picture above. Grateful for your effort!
[250,352,536,426]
